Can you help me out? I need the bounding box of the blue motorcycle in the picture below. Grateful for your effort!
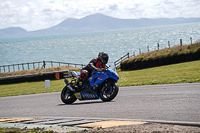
[61,65,119,104]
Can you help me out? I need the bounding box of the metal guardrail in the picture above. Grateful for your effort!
[114,37,195,67]
[0,61,85,73]
[114,53,130,67]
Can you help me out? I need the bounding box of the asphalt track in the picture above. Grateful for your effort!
[0,82,200,123]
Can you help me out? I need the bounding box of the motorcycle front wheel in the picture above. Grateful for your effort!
[99,83,119,102]
[61,86,77,104]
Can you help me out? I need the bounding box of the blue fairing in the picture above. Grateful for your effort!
[106,67,119,81]
[88,67,119,87]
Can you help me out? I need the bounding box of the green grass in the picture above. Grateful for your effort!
[0,79,65,97]
[118,60,200,86]
[0,60,200,97]
[0,128,54,133]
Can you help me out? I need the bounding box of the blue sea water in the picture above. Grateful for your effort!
[0,22,200,67]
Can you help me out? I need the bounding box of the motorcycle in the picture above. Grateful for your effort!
[61,65,119,104]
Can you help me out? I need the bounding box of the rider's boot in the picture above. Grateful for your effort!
[74,78,81,91]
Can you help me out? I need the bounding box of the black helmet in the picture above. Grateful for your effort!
[98,52,109,64]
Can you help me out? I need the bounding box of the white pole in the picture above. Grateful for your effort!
[45,80,50,88]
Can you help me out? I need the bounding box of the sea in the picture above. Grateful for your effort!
[0,22,200,68]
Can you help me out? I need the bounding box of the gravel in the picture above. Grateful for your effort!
[78,123,200,133]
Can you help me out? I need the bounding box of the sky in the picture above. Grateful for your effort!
[0,0,200,31]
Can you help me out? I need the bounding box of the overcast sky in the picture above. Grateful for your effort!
[0,0,200,31]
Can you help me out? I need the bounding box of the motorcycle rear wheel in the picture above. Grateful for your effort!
[61,86,77,104]
[99,83,119,102]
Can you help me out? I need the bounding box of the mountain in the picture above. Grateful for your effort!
[30,14,200,36]
[0,27,28,38]
[31,13,122,35]
[1,13,200,38]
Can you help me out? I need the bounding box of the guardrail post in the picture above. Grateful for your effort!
[13,65,15,71]
[168,41,170,48]
[139,49,141,54]
[22,64,24,70]
[127,52,129,58]
[51,61,53,67]
[180,39,182,46]
[190,37,192,44]
[3,66,5,73]
[42,61,46,68]
[3,66,6,73]
[157,43,159,50]
[8,65,10,72]
[28,63,30,70]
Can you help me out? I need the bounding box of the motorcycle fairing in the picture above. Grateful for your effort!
[74,92,99,100]
[88,72,108,87]
[106,67,119,81]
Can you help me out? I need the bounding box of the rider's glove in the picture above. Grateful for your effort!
[101,68,107,72]
[96,68,101,72]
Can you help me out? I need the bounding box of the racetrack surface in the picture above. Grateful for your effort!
[0,82,200,123]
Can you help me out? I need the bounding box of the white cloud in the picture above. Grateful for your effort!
[0,0,200,31]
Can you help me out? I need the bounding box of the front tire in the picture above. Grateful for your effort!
[99,83,119,102]
[61,86,77,104]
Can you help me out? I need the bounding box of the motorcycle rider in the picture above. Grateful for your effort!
[75,52,109,88]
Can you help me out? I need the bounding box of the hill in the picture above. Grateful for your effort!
[1,13,200,38]
[0,27,28,38]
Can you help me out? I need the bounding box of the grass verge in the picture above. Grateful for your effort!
[0,128,53,133]
[118,60,200,86]
[0,79,65,97]
[0,60,199,97]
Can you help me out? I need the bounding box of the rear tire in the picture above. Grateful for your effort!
[99,83,119,102]
[61,86,77,104]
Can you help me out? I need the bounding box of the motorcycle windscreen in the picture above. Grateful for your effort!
[71,71,80,78]
[74,92,99,100]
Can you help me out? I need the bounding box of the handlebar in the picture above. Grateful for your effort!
[101,68,108,72]
[92,68,108,74]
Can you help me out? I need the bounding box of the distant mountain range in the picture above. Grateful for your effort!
[1,13,200,38]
